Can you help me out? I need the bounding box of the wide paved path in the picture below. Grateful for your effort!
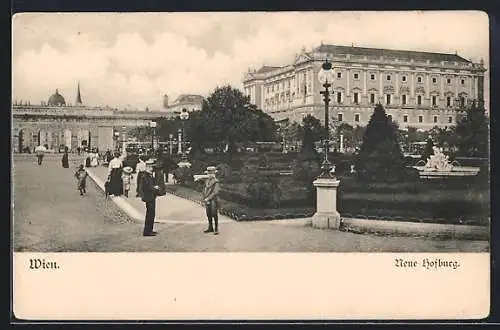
[87,165,232,224]
[12,154,489,252]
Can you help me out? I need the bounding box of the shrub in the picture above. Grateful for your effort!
[173,166,194,185]
[216,163,233,182]
[245,176,282,208]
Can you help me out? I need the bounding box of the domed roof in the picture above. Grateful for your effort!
[48,89,66,106]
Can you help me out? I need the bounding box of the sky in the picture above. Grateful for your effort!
[12,11,489,110]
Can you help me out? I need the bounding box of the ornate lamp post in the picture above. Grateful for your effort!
[179,108,190,162]
[121,126,127,157]
[310,58,342,230]
[168,133,174,156]
[317,58,335,178]
[149,121,157,154]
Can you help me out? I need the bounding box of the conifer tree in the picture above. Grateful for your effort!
[355,103,405,181]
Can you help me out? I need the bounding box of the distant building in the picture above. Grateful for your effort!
[242,43,486,130]
[164,94,204,117]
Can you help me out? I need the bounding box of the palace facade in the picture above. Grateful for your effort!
[242,44,486,130]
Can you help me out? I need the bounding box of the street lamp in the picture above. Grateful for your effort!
[179,108,189,161]
[149,121,157,153]
[121,126,127,157]
[317,58,335,178]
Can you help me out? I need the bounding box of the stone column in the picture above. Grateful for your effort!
[311,178,341,230]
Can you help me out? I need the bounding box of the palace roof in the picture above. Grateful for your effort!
[314,44,471,63]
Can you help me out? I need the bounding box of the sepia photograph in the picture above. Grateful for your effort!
[11,11,490,253]
[11,10,492,321]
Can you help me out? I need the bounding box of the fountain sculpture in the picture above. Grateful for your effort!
[413,146,480,179]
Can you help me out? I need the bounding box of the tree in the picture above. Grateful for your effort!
[196,85,277,153]
[300,114,327,152]
[355,103,406,182]
[455,100,489,158]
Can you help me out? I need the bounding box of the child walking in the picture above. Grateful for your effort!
[122,166,133,197]
[75,164,88,196]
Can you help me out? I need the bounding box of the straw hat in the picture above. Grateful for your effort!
[204,166,218,174]
[123,166,133,174]
[145,159,156,165]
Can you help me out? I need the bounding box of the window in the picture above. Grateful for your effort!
[387,114,392,121]
[338,113,343,122]
[448,116,453,123]
[370,93,375,104]
[354,73,359,79]
[446,96,451,107]
[432,77,437,84]
[402,75,407,82]
[417,76,422,83]
[386,75,391,81]
[353,92,359,104]
[266,87,269,93]
[354,114,360,122]
[417,95,422,105]
[386,94,391,105]
[418,116,423,123]
[461,79,465,85]
[402,94,407,105]
[370,74,375,80]
[433,116,438,123]
[432,95,437,106]
[447,78,451,84]
[460,97,465,107]
[337,92,342,103]
[337,72,342,79]
[403,115,408,122]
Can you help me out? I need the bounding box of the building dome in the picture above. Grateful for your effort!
[47,89,66,106]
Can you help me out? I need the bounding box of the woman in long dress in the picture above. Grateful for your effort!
[61,146,69,168]
[107,152,123,196]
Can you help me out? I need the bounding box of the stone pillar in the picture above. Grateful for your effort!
[311,178,341,230]
[340,134,344,153]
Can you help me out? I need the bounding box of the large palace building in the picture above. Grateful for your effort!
[242,43,486,129]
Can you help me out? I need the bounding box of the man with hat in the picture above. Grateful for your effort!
[202,166,221,235]
[141,158,160,236]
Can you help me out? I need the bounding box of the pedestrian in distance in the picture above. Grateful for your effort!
[74,164,88,196]
[107,151,124,197]
[199,166,221,235]
[122,166,133,198]
[35,145,46,165]
[141,159,160,236]
[61,146,69,168]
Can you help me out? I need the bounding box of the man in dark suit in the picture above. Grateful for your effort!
[142,159,160,236]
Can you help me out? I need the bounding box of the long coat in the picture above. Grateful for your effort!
[141,172,157,203]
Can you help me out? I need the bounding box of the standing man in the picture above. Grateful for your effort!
[202,166,221,235]
[35,145,46,165]
[142,159,160,236]
[135,155,147,198]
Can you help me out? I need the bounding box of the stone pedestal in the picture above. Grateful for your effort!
[311,178,341,230]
